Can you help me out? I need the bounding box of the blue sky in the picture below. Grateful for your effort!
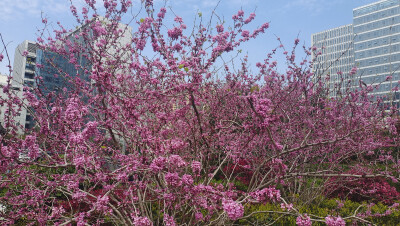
[0,0,379,75]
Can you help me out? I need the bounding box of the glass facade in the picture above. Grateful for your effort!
[312,0,400,104]
[311,24,355,96]
[353,0,400,104]
[35,49,90,95]
[11,17,132,130]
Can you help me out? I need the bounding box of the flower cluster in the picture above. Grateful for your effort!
[251,187,281,203]
[132,216,153,226]
[191,161,202,176]
[325,216,345,226]
[222,199,244,220]
[163,214,176,226]
[296,214,312,226]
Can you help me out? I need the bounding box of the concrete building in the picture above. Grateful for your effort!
[11,41,37,129]
[312,0,400,105]
[0,73,24,132]
[11,40,37,89]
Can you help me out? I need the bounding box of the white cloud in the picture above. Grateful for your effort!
[0,0,111,21]
[0,0,71,21]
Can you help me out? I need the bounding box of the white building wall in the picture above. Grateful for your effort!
[0,74,25,133]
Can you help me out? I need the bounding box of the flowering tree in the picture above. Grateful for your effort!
[0,0,399,225]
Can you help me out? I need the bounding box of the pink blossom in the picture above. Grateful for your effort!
[191,161,202,175]
[296,214,312,226]
[150,157,167,172]
[164,214,176,226]
[165,172,181,186]
[216,24,224,33]
[349,67,358,75]
[181,174,194,185]
[241,30,250,38]
[251,187,281,203]
[168,155,186,167]
[174,16,183,23]
[82,7,88,15]
[72,191,86,200]
[158,8,167,19]
[280,203,293,211]
[132,216,153,226]
[76,212,87,226]
[222,198,244,220]
[325,216,345,226]
[1,1,398,224]
[50,206,65,219]
[168,27,183,40]
[244,12,256,24]
[95,195,110,212]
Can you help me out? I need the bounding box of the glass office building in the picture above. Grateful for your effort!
[312,0,400,105]
[11,17,132,130]
[35,49,91,95]
[353,0,400,104]
[311,24,354,96]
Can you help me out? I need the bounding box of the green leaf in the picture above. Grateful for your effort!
[198,12,202,17]
[184,67,189,72]
[178,64,184,69]
[250,85,259,93]
[140,18,144,23]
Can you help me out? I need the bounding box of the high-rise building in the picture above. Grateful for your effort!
[311,24,354,96]
[11,40,37,89]
[11,40,37,129]
[35,16,132,96]
[353,0,400,103]
[11,17,133,130]
[312,0,400,105]
[0,73,24,132]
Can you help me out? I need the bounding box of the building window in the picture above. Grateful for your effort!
[24,72,34,79]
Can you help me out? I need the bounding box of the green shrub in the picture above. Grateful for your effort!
[238,198,400,225]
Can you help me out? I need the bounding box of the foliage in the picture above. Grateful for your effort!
[240,199,400,225]
[325,166,400,204]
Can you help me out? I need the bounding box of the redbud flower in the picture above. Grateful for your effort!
[325,216,345,226]
[241,30,250,38]
[222,199,244,220]
[216,24,224,33]
[296,214,311,226]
